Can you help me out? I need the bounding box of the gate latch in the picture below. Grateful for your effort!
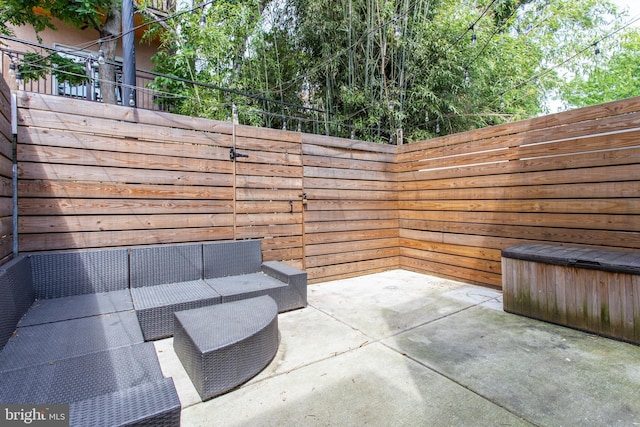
[230,147,249,161]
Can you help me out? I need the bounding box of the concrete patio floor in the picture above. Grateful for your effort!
[154,270,640,426]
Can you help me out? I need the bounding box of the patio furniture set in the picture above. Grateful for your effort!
[0,239,307,426]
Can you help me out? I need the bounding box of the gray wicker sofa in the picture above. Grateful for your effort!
[0,239,306,426]
[130,239,307,340]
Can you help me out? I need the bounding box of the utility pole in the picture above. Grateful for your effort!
[122,0,136,106]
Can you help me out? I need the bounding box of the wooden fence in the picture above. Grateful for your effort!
[8,83,640,287]
[397,98,640,287]
[302,134,398,282]
[0,76,13,265]
[14,91,398,283]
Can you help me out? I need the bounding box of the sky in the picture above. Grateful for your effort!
[611,0,640,25]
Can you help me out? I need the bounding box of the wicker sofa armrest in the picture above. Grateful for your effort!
[0,256,34,351]
[261,261,307,308]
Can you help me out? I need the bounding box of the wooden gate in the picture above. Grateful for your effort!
[232,124,306,270]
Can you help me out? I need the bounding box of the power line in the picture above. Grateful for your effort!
[505,13,640,98]
[465,0,525,70]
[350,0,500,125]
[259,0,426,97]
[1,0,216,69]
[0,34,325,114]
[5,50,390,137]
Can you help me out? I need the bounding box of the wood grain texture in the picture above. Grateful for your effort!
[502,257,640,344]
[0,77,13,265]
[12,90,640,287]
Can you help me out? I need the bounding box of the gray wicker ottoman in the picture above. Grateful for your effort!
[173,296,279,401]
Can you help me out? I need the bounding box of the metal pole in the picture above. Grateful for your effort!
[122,0,136,106]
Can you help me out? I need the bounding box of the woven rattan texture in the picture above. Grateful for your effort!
[1,256,35,320]
[261,261,307,311]
[20,289,133,327]
[173,296,279,400]
[0,342,162,404]
[0,311,144,371]
[69,377,181,427]
[130,243,202,288]
[203,240,262,278]
[0,277,16,352]
[0,257,34,351]
[206,273,289,310]
[30,249,129,299]
[131,281,221,340]
[0,257,35,349]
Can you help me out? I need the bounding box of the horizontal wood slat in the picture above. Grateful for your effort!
[19,180,235,200]
[398,96,640,287]
[18,128,230,161]
[398,181,640,201]
[396,114,640,165]
[12,90,640,286]
[16,91,234,134]
[397,96,640,154]
[0,79,12,264]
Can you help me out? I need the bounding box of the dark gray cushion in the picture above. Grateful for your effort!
[0,256,34,351]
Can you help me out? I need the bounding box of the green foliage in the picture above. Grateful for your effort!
[0,0,114,36]
[19,52,89,85]
[2,0,121,104]
[143,0,268,119]
[4,0,633,139]
[562,29,640,108]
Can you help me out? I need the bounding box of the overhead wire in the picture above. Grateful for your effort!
[6,1,640,138]
[465,0,525,70]
[1,34,325,114]
[418,3,640,127]
[8,54,363,132]
[2,0,217,70]
[503,12,640,104]
[344,0,499,127]
[260,0,426,97]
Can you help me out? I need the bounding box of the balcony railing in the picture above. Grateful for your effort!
[1,48,171,112]
[142,0,175,15]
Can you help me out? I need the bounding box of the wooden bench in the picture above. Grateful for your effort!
[502,244,640,345]
[173,296,279,401]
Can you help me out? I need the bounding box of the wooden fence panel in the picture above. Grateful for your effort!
[301,134,399,283]
[16,93,306,277]
[16,92,236,255]
[398,97,640,288]
[234,125,304,267]
[0,75,13,265]
[13,90,640,287]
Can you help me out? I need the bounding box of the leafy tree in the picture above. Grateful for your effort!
[145,0,626,141]
[142,0,308,128]
[562,29,640,108]
[0,0,121,104]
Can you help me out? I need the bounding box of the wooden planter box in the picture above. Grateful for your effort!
[502,244,640,345]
